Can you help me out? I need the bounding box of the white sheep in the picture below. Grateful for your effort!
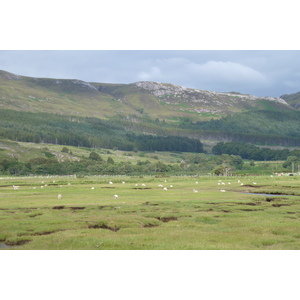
[109,181,113,184]
[114,194,119,199]
[58,194,62,200]
[91,187,94,190]
[193,189,198,193]
[163,187,168,191]
[220,190,226,192]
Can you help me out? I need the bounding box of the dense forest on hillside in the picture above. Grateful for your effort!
[179,110,300,146]
[212,141,300,161]
[0,109,203,153]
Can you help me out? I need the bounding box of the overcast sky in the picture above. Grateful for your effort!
[1,50,299,97]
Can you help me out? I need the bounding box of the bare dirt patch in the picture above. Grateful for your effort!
[157,216,178,222]
[5,239,31,246]
[70,206,85,210]
[52,206,65,209]
[272,204,291,207]
[88,223,120,232]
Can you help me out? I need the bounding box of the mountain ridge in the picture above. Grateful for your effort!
[0,70,293,122]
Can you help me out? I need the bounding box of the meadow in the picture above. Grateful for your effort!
[1,174,300,250]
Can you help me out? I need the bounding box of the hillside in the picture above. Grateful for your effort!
[0,70,293,122]
[1,70,300,148]
[280,91,300,109]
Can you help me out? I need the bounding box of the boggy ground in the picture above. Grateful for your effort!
[0,175,300,250]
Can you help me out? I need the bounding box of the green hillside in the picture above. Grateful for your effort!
[1,70,300,151]
[0,70,293,123]
[280,91,300,109]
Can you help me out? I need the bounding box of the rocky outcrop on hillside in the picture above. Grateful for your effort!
[132,81,288,106]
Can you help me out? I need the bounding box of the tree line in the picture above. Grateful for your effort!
[0,109,203,153]
[212,141,300,161]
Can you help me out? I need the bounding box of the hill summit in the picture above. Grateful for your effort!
[0,70,293,122]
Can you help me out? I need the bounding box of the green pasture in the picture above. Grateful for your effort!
[1,175,300,250]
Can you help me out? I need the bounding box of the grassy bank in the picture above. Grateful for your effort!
[1,174,300,250]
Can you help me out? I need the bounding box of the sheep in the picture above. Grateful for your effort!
[114,194,119,199]
[57,194,62,200]
[193,189,198,193]
[91,187,94,190]
[220,189,226,192]
[170,185,173,188]
[13,185,19,190]
[158,184,163,187]
[163,187,168,191]
[142,184,146,187]
[122,181,126,184]
[109,181,113,184]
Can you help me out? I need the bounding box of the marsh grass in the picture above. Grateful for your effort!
[1,175,300,250]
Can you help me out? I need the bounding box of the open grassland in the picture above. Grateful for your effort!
[1,175,300,250]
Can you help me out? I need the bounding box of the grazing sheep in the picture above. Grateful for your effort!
[57,194,62,200]
[109,181,113,184]
[114,194,119,199]
[170,185,173,188]
[163,187,168,191]
[13,185,19,190]
[122,181,126,184]
[193,189,198,193]
[91,187,94,190]
[220,189,226,192]
[158,184,163,187]
[142,184,146,187]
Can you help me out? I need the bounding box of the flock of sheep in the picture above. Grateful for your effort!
[11,177,259,201]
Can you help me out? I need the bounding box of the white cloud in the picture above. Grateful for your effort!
[134,58,270,94]
[138,66,162,81]
[187,60,269,86]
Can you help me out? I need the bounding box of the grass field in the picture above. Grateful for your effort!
[1,174,300,250]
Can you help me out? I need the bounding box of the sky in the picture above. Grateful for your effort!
[1,50,300,98]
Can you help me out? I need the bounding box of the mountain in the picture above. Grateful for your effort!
[1,70,300,149]
[0,70,293,122]
[280,91,300,109]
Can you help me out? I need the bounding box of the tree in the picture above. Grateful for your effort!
[89,151,103,161]
[61,147,70,153]
[107,157,115,164]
